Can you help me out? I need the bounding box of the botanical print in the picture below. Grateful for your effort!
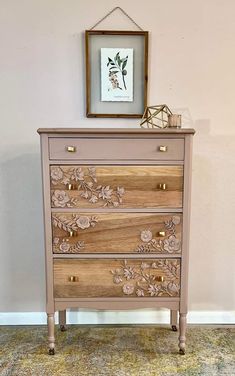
[50,166,125,208]
[101,48,133,102]
[111,259,180,297]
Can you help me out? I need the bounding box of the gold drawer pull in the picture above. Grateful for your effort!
[156,276,165,282]
[158,183,167,190]
[66,146,77,152]
[158,231,166,237]
[68,276,79,282]
[69,230,76,237]
[67,183,77,190]
[159,145,168,152]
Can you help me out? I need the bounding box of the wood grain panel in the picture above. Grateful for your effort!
[53,258,181,298]
[52,213,182,254]
[50,165,183,209]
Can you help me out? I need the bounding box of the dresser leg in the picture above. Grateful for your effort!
[47,313,55,355]
[170,310,178,331]
[178,313,187,355]
[59,310,67,332]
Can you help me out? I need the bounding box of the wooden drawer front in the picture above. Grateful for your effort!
[52,213,182,254]
[54,258,180,298]
[50,165,183,209]
[49,138,184,161]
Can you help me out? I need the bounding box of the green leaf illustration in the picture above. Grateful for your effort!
[122,58,128,70]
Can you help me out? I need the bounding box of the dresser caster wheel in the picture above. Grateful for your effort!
[172,325,177,332]
[60,325,67,332]
[179,348,185,355]
[48,348,55,355]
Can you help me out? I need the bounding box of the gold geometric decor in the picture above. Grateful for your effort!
[140,104,172,128]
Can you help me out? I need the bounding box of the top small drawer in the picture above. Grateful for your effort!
[48,137,184,161]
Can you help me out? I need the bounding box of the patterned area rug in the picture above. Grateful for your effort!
[0,325,234,375]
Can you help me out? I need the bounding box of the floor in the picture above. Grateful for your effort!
[0,325,234,375]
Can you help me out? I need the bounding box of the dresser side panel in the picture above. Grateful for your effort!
[180,134,193,313]
[40,133,54,313]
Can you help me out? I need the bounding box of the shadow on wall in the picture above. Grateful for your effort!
[0,149,45,311]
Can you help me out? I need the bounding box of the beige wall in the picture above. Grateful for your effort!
[0,0,234,317]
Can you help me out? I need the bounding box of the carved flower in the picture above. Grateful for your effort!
[52,190,70,207]
[89,195,98,204]
[167,282,180,295]
[99,186,113,200]
[148,284,160,297]
[53,237,60,245]
[59,241,70,252]
[72,167,84,181]
[123,283,135,295]
[163,235,181,253]
[136,289,145,297]
[172,216,180,225]
[140,230,153,243]
[113,275,122,284]
[76,216,90,229]
[51,167,63,182]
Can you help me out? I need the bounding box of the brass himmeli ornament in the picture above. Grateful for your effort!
[140,104,172,128]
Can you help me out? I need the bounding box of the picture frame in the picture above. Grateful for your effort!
[85,30,148,118]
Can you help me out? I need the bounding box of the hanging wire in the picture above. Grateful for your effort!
[89,6,143,31]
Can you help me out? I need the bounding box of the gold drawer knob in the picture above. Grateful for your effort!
[67,183,77,190]
[159,145,168,152]
[158,183,167,190]
[158,231,166,237]
[68,276,79,282]
[69,230,76,237]
[156,276,165,282]
[66,146,77,152]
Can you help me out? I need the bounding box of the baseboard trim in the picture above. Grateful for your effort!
[0,310,234,325]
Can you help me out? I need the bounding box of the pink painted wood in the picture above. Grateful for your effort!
[38,128,195,355]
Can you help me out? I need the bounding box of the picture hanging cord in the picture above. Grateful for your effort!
[89,6,143,31]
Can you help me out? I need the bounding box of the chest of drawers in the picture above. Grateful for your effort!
[38,128,195,355]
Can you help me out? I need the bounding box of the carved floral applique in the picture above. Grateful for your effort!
[140,230,153,243]
[50,167,63,181]
[52,214,98,232]
[52,190,71,208]
[50,166,125,208]
[52,214,98,253]
[53,238,85,254]
[111,259,180,297]
[122,284,135,295]
[163,235,181,253]
[135,216,181,254]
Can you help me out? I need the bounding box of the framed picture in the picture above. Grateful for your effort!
[85,30,148,118]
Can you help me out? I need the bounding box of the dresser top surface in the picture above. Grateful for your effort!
[37,127,195,135]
